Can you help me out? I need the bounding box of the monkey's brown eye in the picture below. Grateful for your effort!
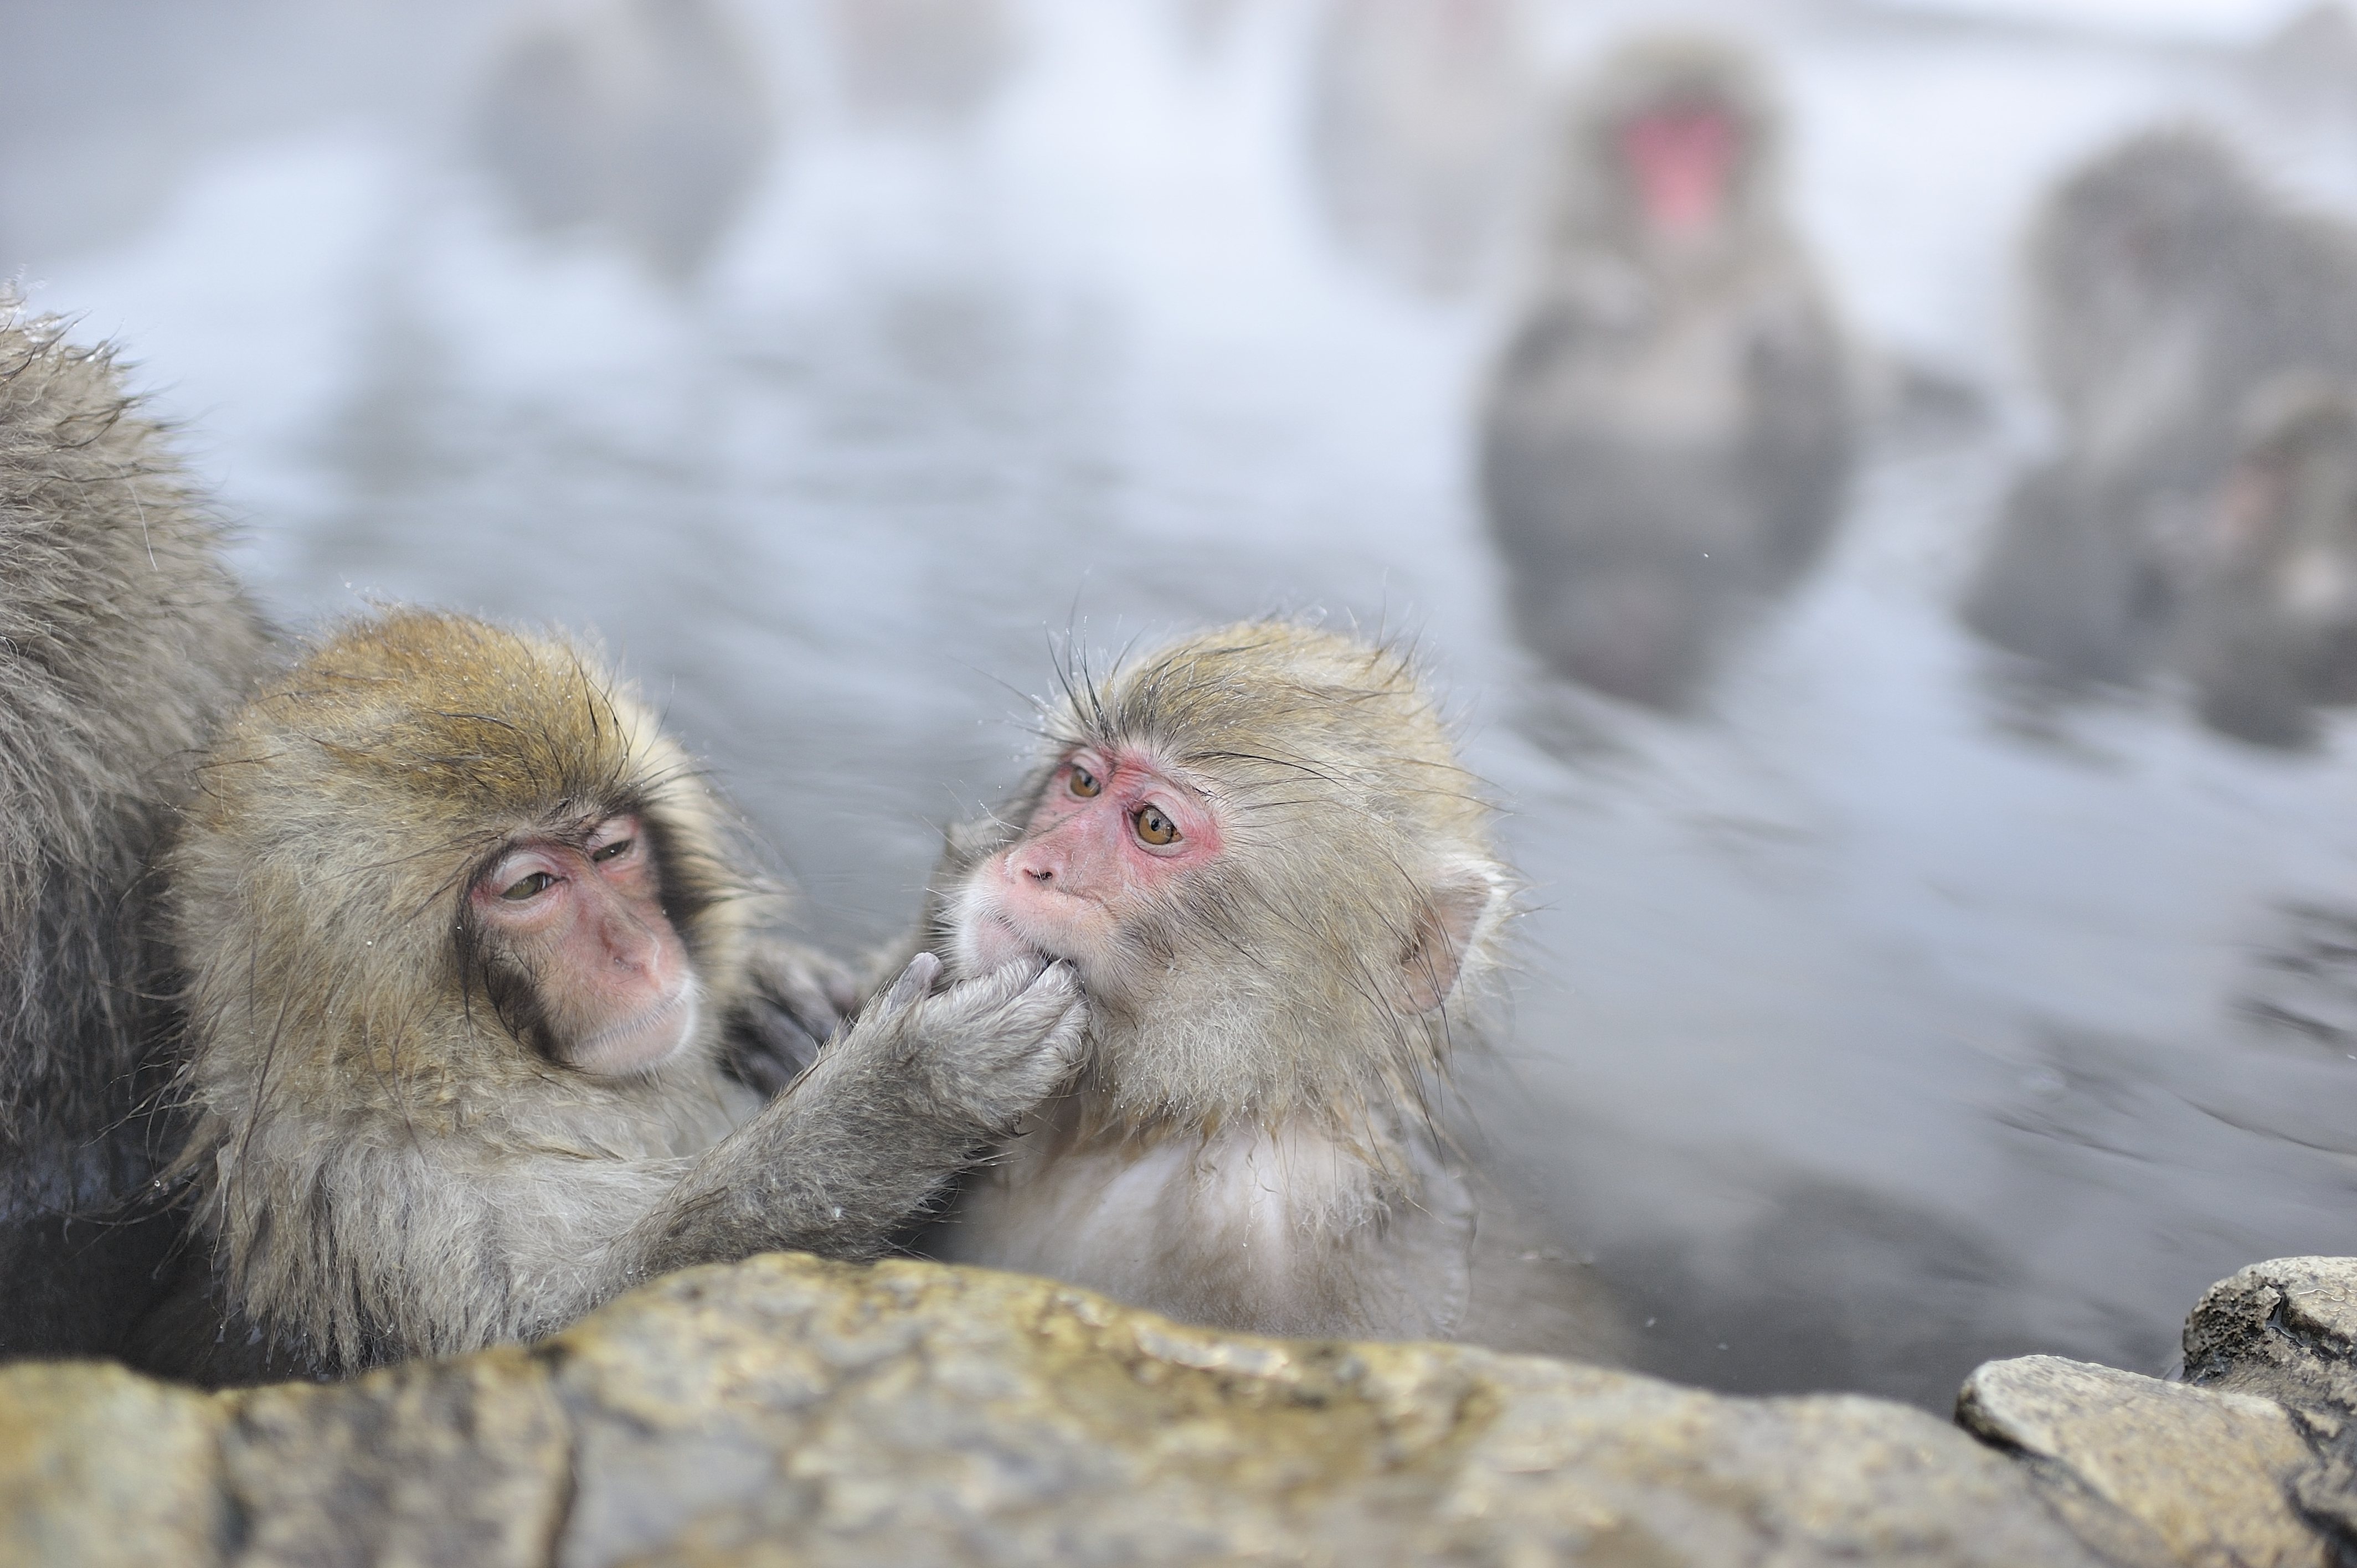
[590,838,634,864]
[501,871,556,901]
[1069,764,1102,798]
[1133,804,1179,847]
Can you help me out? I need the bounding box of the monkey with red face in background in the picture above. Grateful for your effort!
[915,623,1623,1358]
[130,610,1085,1385]
[1480,34,1853,710]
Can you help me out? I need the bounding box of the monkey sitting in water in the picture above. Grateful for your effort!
[918,623,1622,1358]
[132,610,1084,1385]
[2176,374,2357,746]
[1965,128,2357,692]
[1480,34,1852,710]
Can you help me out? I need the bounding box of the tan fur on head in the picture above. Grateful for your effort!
[167,609,768,1361]
[1003,620,1510,1131]
[172,609,760,1119]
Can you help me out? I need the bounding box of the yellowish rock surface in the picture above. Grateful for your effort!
[0,1252,2150,1567]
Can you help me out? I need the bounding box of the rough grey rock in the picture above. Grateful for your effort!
[1951,1256,2357,1568]
[2182,1255,2357,1554]
[0,1252,2116,1568]
[1958,1354,2324,1568]
[2185,1255,2357,1412]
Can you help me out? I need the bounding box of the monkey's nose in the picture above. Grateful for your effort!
[603,913,667,972]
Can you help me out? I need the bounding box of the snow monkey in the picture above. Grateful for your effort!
[0,296,268,1361]
[1480,33,1852,709]
[1965,128,2357,692]
[920,623,1623,1357]
[2175,373,2357,746]
[131,609,1085,1385]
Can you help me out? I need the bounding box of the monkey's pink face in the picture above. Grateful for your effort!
[471,814,700,1077]
[956,748,1224,998]
[1619,103,1738,242]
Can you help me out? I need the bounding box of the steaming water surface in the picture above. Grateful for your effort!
[15,0,2357,1408]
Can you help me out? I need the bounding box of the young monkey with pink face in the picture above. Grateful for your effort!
[921,622,1622,1355]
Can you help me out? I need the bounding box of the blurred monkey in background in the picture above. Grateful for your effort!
[1965,127,2357,716]
[1480,34,1854,710]
[822,0,1019,131]
[2176,374,2357,746]
[1307,0,1535,295]
[475,0,776,282]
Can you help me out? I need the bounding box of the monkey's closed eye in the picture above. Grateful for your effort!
[502,871,556,901]
[591,838,634,864]
[1133,804,1179,846]
[1069,764,1102,798]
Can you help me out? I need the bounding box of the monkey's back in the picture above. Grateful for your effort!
[0,301,267,1358]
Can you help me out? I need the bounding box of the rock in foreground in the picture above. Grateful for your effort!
[0,1252,2109,1568]
[1959,1255,2357,1568]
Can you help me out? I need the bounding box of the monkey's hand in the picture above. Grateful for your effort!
[627,952,1084,1276]
[723,936,863,1098]
[851,952,1087,1134]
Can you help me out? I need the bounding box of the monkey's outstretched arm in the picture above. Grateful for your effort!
[615,953,1086,1282]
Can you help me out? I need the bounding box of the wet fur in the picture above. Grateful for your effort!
[0,296,267,1358]
[141,610,1082,1383]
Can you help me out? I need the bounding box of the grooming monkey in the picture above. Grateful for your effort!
[0,298,267,1359]
[132,610,1084,1384]
[919,623,1622,1356]
[1480,34,1852,709]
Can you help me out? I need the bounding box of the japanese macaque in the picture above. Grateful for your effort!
[823,0,1017,131]
[1964,128,2357,690]
[919,623,1623,1358]
[1479,34,1853,709]
[475,0,775,282]
[130,610,1085,1385]
[1306,0,1535,295]
[2176,374,2357,746]
[0,299,268,1360]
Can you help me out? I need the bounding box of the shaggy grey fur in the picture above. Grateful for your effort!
[0,296,267,1357]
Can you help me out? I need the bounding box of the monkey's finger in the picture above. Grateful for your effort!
[1012,957,1076,1002]
[963,957,1074,1031]
[879,951,944,1015]
[1038,994,1089,1075]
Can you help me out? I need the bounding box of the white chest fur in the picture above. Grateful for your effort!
[939,1102,1473,1341]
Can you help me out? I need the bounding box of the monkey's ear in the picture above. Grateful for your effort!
[1398,862,1505,1015]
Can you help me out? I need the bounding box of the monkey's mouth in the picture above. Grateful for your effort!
[976,912,1059,966]
[957,900,1081,982]
[566,982,700,1077]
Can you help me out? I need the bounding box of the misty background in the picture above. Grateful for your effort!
[10,0,2357,1409]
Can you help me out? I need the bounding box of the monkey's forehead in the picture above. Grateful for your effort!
[199,612,707,831]
[1063,622,1439,723]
